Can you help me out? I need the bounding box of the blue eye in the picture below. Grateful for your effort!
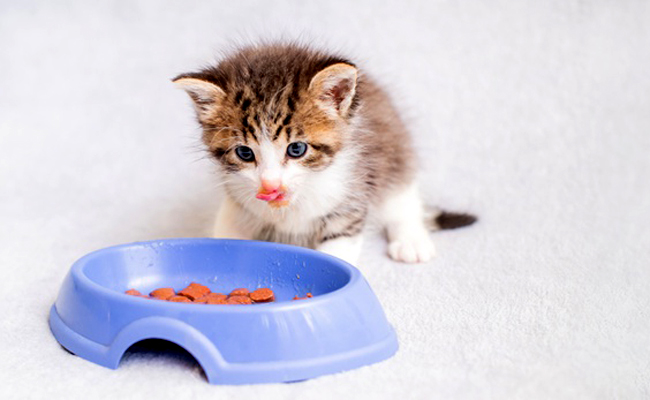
[235,146,255,162]
[286,142,307,158]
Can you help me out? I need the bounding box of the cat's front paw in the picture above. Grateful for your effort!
[387,236,436,263]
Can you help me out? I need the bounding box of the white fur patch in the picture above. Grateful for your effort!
[317,233,363,265]
[378,181,436,263]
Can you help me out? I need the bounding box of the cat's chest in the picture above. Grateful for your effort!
[246,187,346,235]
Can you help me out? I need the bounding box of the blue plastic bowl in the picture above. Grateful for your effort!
[49,239,398,384]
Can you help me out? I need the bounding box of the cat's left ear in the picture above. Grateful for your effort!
[309,63,358,118]
[173,74,226,123]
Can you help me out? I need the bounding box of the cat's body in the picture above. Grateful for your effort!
[174,44,475,264]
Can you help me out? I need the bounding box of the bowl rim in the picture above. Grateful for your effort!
[70,238,362,314]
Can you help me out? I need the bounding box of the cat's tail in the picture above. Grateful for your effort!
[425,207,478,231]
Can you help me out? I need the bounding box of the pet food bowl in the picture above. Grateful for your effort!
[49,239,398,384]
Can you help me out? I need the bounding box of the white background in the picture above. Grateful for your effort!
[1,1,649,399]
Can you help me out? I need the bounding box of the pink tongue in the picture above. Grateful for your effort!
[256,192,280,202]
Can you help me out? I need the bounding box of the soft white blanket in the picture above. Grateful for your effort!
[1,1,649,399]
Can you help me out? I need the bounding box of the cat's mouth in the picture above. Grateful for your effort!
[256,188,291,208]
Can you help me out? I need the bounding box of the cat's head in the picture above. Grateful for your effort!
[173,45,359,209]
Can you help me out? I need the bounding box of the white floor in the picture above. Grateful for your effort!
[1,1,649,399]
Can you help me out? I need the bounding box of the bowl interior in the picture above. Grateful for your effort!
[80,239,352,302]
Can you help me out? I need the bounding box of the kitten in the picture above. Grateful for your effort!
[173,43,476,264]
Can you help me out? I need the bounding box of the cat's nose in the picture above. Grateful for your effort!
[261,177,282,192]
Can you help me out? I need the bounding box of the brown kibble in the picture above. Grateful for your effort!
[206,297,228,305]
[207,293,228,301]
[195,293,227,304]
[227,295,252,305]
[187,282,211,296]
[178,288,202,301]
[130,284,278,305]
[179,282,211,301]
[293,292,313,301]
[150,287,175,300]
[229,288,250,297]
[250,288,275,303]
[168,295,191,303]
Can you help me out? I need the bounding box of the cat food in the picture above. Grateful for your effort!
[229,288,250,297]
[227,295,253,305]
[185,283,211,297]
[150,287,175,300]
[168,295,192,303]
[206,297,228,305]
[124,283,278,305]
[293,292,313,301]
[195,293,228,304]
[177,287,205,301]
[250,288,275,303]
[125,289,149,299]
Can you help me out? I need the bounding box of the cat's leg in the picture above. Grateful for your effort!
[212,195,255,239]
[317,234,363,266]
[379,181,435,263]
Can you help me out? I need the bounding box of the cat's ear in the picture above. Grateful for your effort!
[173,74,226,123]
[308,63,358,118]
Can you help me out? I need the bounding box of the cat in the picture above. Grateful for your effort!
[173,43,476,265]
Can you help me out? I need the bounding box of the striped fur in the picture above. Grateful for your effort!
[174,43,475,257]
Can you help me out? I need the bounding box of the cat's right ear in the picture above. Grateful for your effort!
[172,74,226,123]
